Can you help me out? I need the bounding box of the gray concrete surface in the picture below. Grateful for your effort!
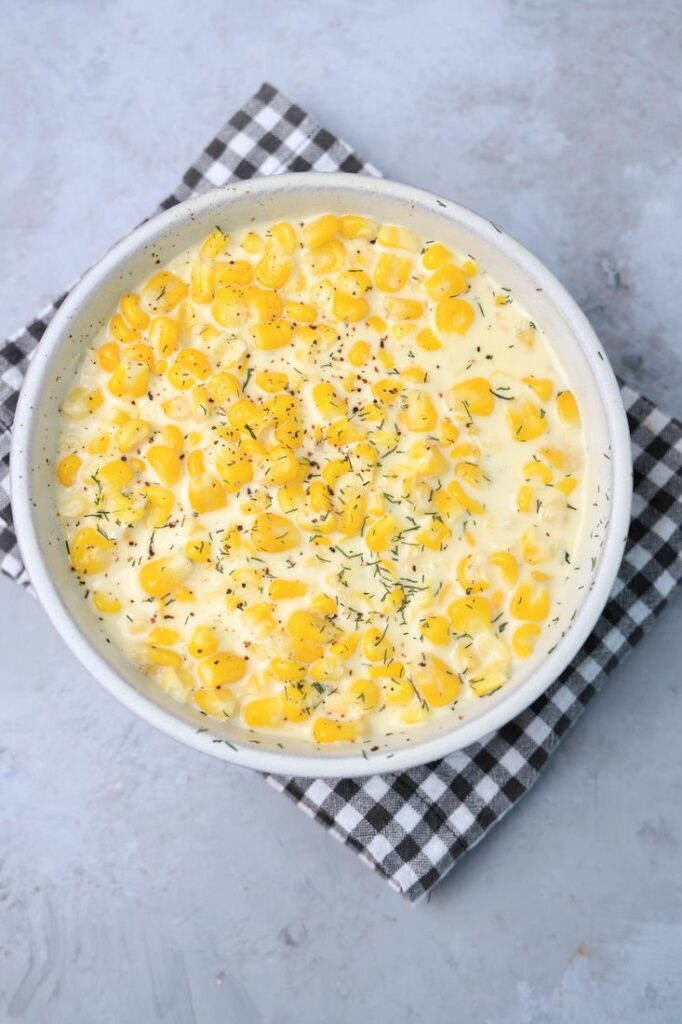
[1,1,681,1021]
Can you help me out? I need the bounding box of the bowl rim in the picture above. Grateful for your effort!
[10,171,632,778]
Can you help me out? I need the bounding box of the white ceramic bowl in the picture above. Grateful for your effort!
[11,173,632,777]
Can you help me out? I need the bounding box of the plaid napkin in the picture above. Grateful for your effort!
[2,84,681,902]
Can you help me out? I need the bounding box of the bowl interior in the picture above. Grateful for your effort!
[12,175,629,775]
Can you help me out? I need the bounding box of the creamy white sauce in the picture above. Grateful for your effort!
[56,215,586,744]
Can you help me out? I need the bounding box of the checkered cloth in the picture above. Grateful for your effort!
[2,84,681,901]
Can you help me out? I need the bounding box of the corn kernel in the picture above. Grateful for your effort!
[188,625,219,660]
[312,717,361,743]
[436,297,475,335]
[92,590,121,614]
[198,651,247,688]
[373,253,412,293]
[556,390,580,426]
[200,227,228,259]
[57,453,81,487]
[195,688,236,718]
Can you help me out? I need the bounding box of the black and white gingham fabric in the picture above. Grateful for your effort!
[2,84,681,901]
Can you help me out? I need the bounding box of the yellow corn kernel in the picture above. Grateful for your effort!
[399,390,438,432]
[312,382,347,420]
[408,439,449,478]
[119,293,149,331]
[108,357,149,398]
[401,704,428,726]
[195,688,236,718]
[432,479,477,518]
[302,214,338,250]
[362,626,393,663]
[287,609,338,645]
[319,459,348,489]
[185,537,210,563]
[99,459,132,490]
[145,485,175,527]
[523,376,553,402]
[454,463,486,489]
[227,397,265,436]
[188,474,226,513]
[176,347,212,382]
[419,615,450,645]
[149,315,179,356]
[520,526,547,565]
[422,243,451,270]
[462,259,478,277]
[148,626,180,647]
[517,484,534,513]
[510,583,550,622]
[339,214,377,240]
[252,319,293,351]
[306,239,346,277]
[175,586,195,603]
[125,342,154,369]
[365,514,399,552]
[269,579,308,601]
[214,260,254,287]
[556,476,577,497]
[345,341,370,370]
[416,327,443,351]
[307,481,331,515]
[97,341,119,372]
[87,437,109,462]
[333,289,369,323]
[508,399,547,442]
[69,527,113,575]
[251,513,300,553]
[198,651,247,688]
[329,632,360,660]
[439,419,459,447]
[308,654,343,683]
[110,313,139,345]
[268,658,306,685]
[280,302,313,327]
[242,231,263,255]
[244,286,281,324]
[415,655,461,707]
[264,445,301,485]
[371,378,403,405]
[347,678,381,711]
[57,453,81,487]
[556,390,581,426]
[425,263,469,301]
[145,445,180,486]
[186,450,205,477]
[377,224,420,251]
[325,417,364,446]
[373,252,412,293]
[511,623,541,660]
[312,717,361,743]
[115,418,150,453]
[447,379,494,420]
[383,675,413,706]
[415,517,451,550]
[210,284,245,328]
[254,246,292,289]
[523,458,553,485]
[200,227,228,259]
[277,482,306,513]
[190,261,215,303]
[143,647,183,669]
[384,297,425,321]
[243,695,284,729]
[143,271,188,313]
[447,596,491,634]
[265,220,296,254]
[541,447,568,470]
[92,590,121,614]
[490,551,519,586]
[457,554,489,594]
[436,297,475,335]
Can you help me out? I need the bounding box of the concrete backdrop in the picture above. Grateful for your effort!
[1,2,681,1021]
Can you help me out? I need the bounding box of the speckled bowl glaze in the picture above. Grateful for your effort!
[10,173,632,777]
